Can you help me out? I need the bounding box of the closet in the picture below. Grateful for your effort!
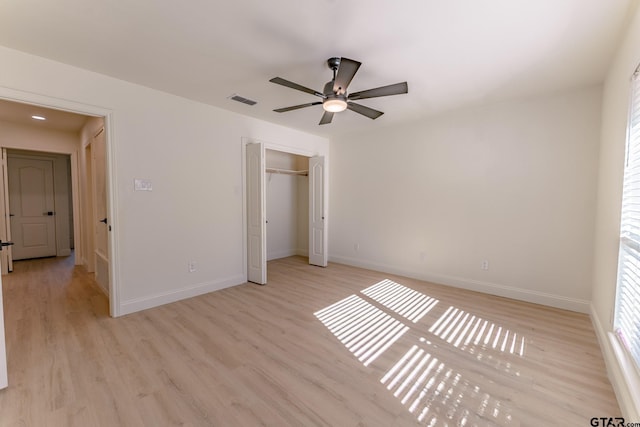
[265,149,309,261]
[246,141,326,285]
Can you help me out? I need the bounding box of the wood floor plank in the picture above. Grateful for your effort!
[0,255,620,426]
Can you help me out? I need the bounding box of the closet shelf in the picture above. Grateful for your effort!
[266,168,309,176]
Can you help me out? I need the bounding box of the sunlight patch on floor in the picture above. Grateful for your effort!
[430,306,526,357]
[315,279,527,425]
[361,279,439,323]
[314,295,409,366]
[381,337,517,426]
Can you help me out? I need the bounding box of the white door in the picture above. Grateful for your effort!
[0,150,10,386]
[0,149,13,274]
[309,156,327,267]
[91,128,109,294]
[246,143,266,284]
[0,270,6,389]
[8,157,56,260]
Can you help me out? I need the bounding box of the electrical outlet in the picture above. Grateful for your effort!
[188,261,197,273]
[481,260,489,270]
[420,251,426,262]
[354,243,360,252]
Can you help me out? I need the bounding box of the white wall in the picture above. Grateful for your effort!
[0,119,79,153]
[266,150,298,260]
[266,173,298,260]
[296,173,309,256]
[330,85,602,313]
[591,2,640,419]
[0,46,329,316]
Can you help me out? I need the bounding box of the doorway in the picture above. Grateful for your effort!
[244,140,328,285]
[0,94,117,392]
[265,149,309,262]
[0,96,116,314]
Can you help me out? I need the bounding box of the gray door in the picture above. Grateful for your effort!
[8,157,56,260]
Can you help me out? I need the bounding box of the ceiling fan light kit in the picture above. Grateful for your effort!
[323,96,347,113]
[270,57,408,125]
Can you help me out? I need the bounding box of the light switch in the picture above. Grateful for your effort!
[134,179,153,191]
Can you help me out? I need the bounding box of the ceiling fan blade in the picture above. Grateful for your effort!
[319,111,334,125]
[269,77,324,98]
[347,102,384,120]
[333,58,361,95]
[274,102,322,113]
[348,82,408,101]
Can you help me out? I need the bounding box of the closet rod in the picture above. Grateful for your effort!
[266,168,308,176]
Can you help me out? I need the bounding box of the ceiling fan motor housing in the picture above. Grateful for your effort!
[327,57,341,71]
[323,81,341,96]
[322,79,348,112]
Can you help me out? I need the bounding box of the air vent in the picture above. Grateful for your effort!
[228,94,257,106]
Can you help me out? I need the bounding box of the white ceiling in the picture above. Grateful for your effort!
[0,0,634,137]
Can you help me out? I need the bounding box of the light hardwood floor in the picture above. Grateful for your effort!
[0,255,620,426]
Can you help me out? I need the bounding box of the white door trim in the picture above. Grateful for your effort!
[0,88,120,317]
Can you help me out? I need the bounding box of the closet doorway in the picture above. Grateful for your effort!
[265,149,309,261]
[245,141,327,285]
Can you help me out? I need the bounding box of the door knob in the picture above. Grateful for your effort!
[0,240,14,251]
[99,218,108,224]
[44,211,55,216]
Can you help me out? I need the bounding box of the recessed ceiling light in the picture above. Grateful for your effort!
[31,115,46,121]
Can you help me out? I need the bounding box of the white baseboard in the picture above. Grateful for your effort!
[267,249,298,261]
[119,274,245,316]
[95,253,109,296]
[267,248,309,260]
[590,304,640,420]
[329,255,590,313]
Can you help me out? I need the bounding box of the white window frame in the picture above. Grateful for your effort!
[615,66,640,378]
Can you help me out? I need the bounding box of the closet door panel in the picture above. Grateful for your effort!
[247,143,266,284]
[309,156,327,267]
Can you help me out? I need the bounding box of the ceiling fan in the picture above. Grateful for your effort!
[269,57,408,125]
